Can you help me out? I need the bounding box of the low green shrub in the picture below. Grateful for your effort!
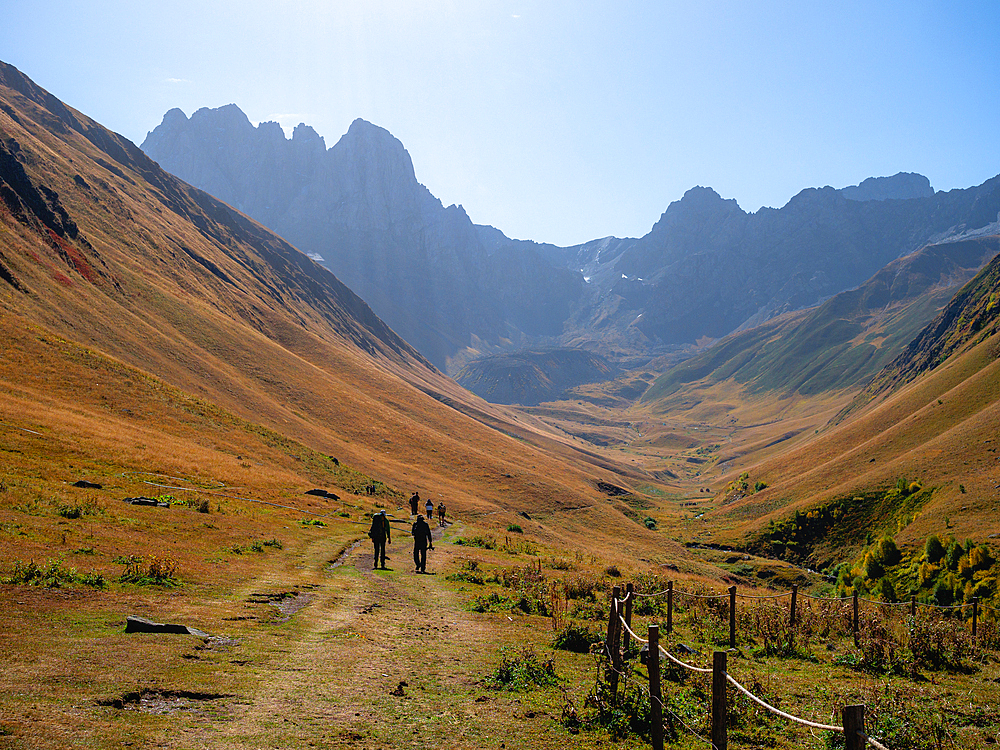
[553,623,601,653]
[569,599,607,621]
[447,560,485,585]
[471,592,509,612]
[118,555,179,586]
[454,535,496,549]
[6,559,105,589]
[908,612,972,672]
[484,647,558,691]
[564,574,602,601]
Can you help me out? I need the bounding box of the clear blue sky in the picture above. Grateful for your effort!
[4,1,999,246]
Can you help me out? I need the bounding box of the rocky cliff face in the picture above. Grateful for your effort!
[454,348,618,406]
[142,107,582,372]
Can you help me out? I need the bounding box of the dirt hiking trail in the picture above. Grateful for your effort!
[184,523,580,750]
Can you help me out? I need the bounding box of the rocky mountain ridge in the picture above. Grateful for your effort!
[142,107,582,372]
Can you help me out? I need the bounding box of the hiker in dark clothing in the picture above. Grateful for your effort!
[411,515,434,573]
[409,492,420,517]
[368,510,391,569]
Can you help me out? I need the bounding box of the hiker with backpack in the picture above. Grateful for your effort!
[368,510,391,570]
[411,514,434,573]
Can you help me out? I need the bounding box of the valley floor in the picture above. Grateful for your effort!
[4,517,1000,750]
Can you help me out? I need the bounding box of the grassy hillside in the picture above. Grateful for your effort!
[704,253,1000,562]
[0,58,681,558]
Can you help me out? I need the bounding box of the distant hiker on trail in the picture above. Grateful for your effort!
[409,492,420,517]
[437,501,446,526]
[425,497,434,520]
[411,514,434,573]
[368,510,391,570]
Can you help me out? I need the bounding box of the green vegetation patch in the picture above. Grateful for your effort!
[5,558,106,589]
[483,646,558,691]
[750,478,931,564]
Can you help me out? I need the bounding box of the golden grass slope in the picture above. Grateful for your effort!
[710,300,1000,560]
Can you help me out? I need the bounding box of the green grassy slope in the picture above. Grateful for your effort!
[641,236,999,405]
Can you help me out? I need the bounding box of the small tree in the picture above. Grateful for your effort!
[925,534,945,563]
[877,536,901,566]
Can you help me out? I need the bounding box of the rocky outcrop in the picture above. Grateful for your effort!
[839,172,934,202]
[124,615,209,637]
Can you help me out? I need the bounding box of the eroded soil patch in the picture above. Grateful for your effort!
[98,689,231,715]
[246,589,315,622]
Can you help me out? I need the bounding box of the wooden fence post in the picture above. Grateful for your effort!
[712,650,728,750]
[605,585,619,656]
[910,594,916,618]
[667,580,673,634]
[973,597,979,638]
[623,583,634,653]
[648,625,663,750]
[842,704,865,750]
[852,590,859,644]
[606,585,621,699]
[790,584,798,626]
[729,586,737,648]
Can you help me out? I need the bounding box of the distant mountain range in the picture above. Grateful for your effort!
[141,106,1000,402]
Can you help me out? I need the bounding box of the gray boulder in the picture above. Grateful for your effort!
[125,615,209,637]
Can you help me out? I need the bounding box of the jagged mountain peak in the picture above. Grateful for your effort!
[291,122,325,147]
[651,186,745,232]
[785,185,844,209]
[191,102,253,129]
[331,117,416,179]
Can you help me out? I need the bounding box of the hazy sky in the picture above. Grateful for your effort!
[4,1,999,246]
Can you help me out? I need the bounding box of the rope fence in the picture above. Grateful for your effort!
[606,589,893,750]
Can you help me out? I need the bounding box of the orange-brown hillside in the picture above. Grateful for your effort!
[0,60,677,564]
